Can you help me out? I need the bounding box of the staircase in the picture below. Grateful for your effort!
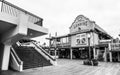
[12,44,52,69]
[32,42,57,65]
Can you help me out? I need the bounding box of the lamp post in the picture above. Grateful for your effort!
[83,33,98,66]
[87,33,91,59]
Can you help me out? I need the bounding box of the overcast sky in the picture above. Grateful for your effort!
[7,0,120,45]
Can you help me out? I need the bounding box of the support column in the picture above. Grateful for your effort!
[1,44,11,70]
[109,52,112,62]
[96,49,99,59]
[118,52,120,61]
[70,48,73,60]
[104,47,107,62]
[93,47,96,59]
[55,48,57,60]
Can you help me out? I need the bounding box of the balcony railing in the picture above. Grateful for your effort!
[0,0,43,26]
[109,43,120,51]
[51,42,70,48]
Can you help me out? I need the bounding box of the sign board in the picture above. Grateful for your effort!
[70,15,93,33]
[76,33,87,45]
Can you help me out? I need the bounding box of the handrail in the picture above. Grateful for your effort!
[11,47,23,65]
[32,42,56,61]
[0,0,43,26]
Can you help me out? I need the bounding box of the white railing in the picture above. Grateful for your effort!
[0,0,43,26]
[32,42,57,65]
[109,43,120,51]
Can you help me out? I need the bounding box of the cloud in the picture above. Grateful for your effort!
[7,0,120,41]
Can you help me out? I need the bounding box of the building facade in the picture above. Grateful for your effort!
[0,0,48,71]
[47,15,113,61]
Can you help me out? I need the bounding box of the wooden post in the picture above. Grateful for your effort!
[97,49,99,59]
[88,38,91,59]
[55,32,57,60]
[70,48,73,60]
[104,47,107,62]
[93,47,96,59]
[49,34,51,54]
[118,52,120,61]
[109,52,112,62]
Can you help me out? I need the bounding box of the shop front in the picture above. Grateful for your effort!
[47,15,112,61]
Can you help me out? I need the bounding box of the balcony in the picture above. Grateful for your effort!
[0,0,48,43]
[109,43,120,51]
[0,0,43,26]
[51,42,70,48]
[97,40,111,48]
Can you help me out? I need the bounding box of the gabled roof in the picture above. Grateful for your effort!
[69,15,89,29]
[69,15,110,36]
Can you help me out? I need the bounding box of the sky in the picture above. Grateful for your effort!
[7,0,120,45]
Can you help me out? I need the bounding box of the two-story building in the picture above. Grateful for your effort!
[47,15,112,61]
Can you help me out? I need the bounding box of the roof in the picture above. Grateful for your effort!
[94,23,107,34]
[46,34,70,40]
[46,29,92,40]
[47,15,112,40]
[69,15,89,29]
[70,15,109,34]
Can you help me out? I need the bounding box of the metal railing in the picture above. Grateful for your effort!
[32,42,56,61]
[0,0,43,26]
[11,47,23,65]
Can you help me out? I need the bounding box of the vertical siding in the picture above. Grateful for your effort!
[93,32,99,45]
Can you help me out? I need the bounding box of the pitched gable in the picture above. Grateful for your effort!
[69,15,94,33]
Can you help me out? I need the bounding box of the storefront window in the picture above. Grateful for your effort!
[61,37,69,43]
[76,33,87,45]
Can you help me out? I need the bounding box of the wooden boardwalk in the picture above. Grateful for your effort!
[1,59,120,75]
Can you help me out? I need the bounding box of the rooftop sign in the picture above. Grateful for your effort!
[70,15,94,33]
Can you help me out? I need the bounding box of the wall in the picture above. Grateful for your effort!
[71,32,99,47]
[93,32,99,45]
[69,15,94,34]
[71,33,88,47]
[1,13,28,43]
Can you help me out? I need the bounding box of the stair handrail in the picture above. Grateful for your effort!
[16,41,22,46]
[11,47,23,65]
[32,42,56,61]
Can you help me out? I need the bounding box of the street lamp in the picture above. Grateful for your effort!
[55,32,57,60]
[83,33,98,66]
[87,33,91,59]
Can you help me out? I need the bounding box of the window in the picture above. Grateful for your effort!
[76,33,87,45]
